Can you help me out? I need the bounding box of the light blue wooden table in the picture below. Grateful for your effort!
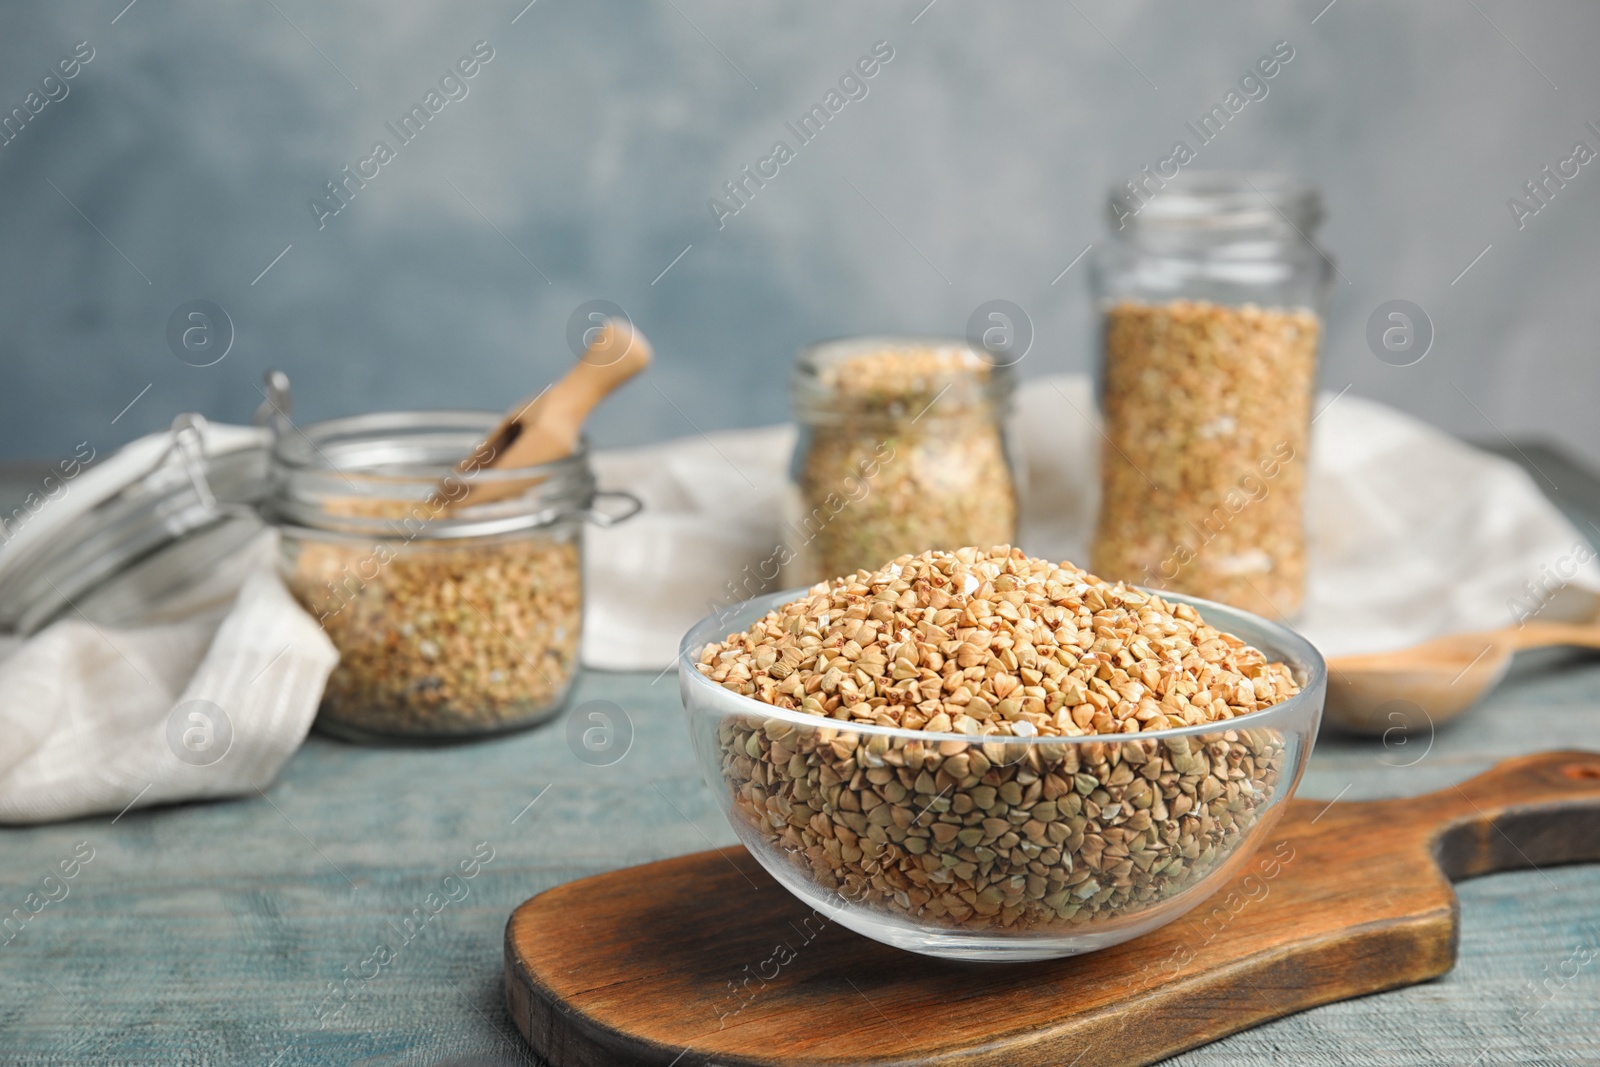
[2,450,1599,1066]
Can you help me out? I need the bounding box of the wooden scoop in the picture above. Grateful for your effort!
[444,319,651,507]
[1325,618,1600,734]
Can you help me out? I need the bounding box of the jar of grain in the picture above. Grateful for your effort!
[1089,172,1332,620]
[787,337,1018,583]
[266,410,638,742]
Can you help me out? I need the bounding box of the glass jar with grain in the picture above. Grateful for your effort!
[1089,172,1332,620]
[788,336,1018,583]
[266,411,637,742]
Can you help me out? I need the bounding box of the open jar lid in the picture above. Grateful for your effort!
[0,414,272,635]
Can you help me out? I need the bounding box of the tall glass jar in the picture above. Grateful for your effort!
[788,336,1018,583]
[1089,172,1331,620]
[266,411,637,742]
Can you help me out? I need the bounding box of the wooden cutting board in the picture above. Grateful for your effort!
[504,750,1600,1067]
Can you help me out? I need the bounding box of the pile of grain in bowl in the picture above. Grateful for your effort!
[698,546,1299,930]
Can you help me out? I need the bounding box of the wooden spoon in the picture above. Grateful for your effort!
[1324,618,1600,734]
[443,319,651,507]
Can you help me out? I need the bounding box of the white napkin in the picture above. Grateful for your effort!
[582,374,1600,668]
[0,529,337,825]
[0,415,339,825]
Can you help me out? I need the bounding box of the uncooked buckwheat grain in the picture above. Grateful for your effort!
[698,546,1299,931]
[1092,299,1319,620]
[287,535,581,738]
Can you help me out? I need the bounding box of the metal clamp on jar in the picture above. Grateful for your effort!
[0,414,271,635]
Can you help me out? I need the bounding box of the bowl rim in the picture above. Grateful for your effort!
[678,584,1327,745]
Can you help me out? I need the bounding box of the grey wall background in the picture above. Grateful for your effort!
[2,1,1598,465]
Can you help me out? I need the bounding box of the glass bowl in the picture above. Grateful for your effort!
[679,587,1325,962]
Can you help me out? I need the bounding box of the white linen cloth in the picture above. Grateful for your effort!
[0,422,337,825]
[583,374,1600,667]
[0,548,337,824]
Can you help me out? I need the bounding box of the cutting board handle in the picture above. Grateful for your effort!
[1414,750,1600,880]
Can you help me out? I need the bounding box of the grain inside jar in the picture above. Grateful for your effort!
[1088,172,1332,620]
[268,412,602,742]
[287,533,581,739]
[791,339,1017,583]
[1092,299,1319,619]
